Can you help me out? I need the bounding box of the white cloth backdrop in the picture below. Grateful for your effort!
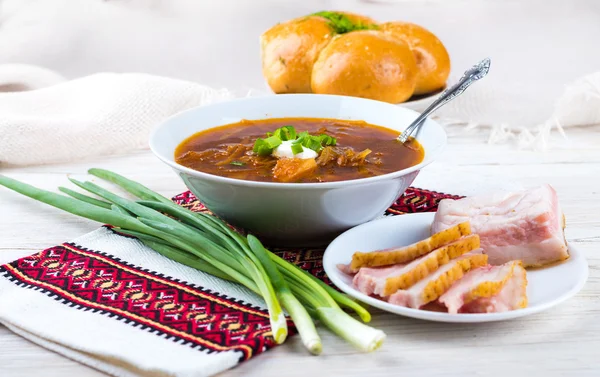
[0,0,599,166]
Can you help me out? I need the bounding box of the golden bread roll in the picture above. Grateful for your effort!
[380,22,450,95]
[311,30,418,104]
[260,16,332,93]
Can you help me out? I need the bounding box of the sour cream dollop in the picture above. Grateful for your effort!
[272,140,318,159]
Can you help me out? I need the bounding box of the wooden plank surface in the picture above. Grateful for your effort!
[1,127,599,376]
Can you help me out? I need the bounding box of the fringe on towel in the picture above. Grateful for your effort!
[437,72,600,151]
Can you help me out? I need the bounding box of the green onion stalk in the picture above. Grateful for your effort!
[68,177,288,345]
[0,169,385,354]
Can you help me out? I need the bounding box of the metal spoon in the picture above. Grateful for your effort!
[398,57,491,144]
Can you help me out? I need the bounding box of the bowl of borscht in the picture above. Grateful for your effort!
[150,94,446,246]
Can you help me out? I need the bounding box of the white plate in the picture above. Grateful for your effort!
[323,213,589,323]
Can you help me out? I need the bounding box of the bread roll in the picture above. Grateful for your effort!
[260,16,332,93]
[380,22,450,95]
[311,30,418,104]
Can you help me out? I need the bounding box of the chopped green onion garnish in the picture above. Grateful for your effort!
[253,126,337,156]
[230,161,245,166]
[293,132,337,153]
[290,143,303,155]
[253,135,283,156]
[295,131,310,141]
[319,134,337,147]
[292,132,309,149]
[273,125,297,141]
[304,137,322,152]
[265,135,282,147]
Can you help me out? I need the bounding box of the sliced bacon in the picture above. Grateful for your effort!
[432,184,569,267]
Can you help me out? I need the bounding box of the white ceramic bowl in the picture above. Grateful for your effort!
[149,94,447,246]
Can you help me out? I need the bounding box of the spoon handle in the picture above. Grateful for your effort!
[398,58,491,143]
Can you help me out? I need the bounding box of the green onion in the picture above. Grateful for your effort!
[110,204,132,216]
[303,137,323,153]
[58,186,112,209]
[88,169,375,323]
[248,234,321,355]
[0,175,148,233]
[265,135,283,147]
[230,161,245,166]
[0,170,384,354]
[316,308,385,352]
[268,244,382,351]
[87,168,172,204]
[290,143,304,155]
[318,134,337,147]
[294,131,310,142]
[273,125,297,141]
[307,273,371,323]
[292,132,337,153]
[270,253,371,323]
[86,170,374,318]
[253,135,282,156]
[133,233,239,284]
[130,200,289,344]
[66,178,287,344]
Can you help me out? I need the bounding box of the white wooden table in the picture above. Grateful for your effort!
[1,127,599,377]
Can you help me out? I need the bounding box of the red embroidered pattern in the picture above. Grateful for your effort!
[386,188,464,215]
[1,187,458,361]
[0,243,286,360]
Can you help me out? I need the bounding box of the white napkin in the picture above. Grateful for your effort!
[0,65,233,166]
